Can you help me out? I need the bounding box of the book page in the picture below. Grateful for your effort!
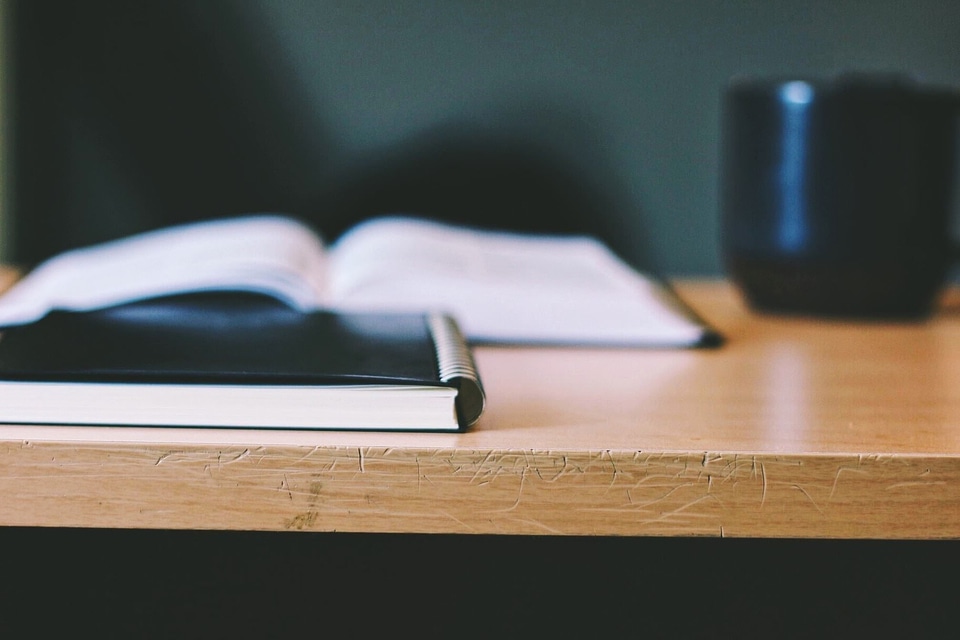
[0,215,329,327]
[327,217,708,346]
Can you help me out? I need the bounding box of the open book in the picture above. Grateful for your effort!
[0,214,717,347]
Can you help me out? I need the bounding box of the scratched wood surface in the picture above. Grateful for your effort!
[2,274,960,538]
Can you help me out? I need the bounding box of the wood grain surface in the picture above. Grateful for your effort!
[2,276,960,538]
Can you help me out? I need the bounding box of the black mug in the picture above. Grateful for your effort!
[720,73,960,318]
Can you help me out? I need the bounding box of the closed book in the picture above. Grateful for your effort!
[0,294,485,432]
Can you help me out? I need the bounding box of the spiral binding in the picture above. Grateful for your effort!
[428,313,485,428]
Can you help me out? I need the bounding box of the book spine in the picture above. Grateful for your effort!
[428,313,485,428]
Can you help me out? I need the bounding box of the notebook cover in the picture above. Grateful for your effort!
[0,293,448,387]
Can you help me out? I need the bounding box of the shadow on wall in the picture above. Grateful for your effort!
[9,0,652,271]
[316,109,650,269]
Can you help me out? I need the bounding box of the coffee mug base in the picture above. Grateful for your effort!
[726,257,942,320]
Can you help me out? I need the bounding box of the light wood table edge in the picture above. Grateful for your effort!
[3,440,959,539]
[2,274,960,539]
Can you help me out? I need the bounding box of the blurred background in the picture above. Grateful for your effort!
[3,4,960,632]
[2,0,960,276]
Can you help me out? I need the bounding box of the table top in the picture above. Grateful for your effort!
[2,277,959,539]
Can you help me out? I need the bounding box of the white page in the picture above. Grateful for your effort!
[0,213,709,346]
[327,217,707,346]
[0,215,329,327]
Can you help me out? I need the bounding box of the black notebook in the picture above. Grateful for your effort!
[0,294,485,432]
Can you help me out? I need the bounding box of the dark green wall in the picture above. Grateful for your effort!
[9,1,960,274]
[260,0,960,276]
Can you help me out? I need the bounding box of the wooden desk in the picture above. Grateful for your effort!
[2,278,959,539]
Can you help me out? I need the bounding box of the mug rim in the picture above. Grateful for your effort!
[724,71,960,104]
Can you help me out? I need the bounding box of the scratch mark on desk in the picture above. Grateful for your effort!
[521,450,533,478]
[886,481,947,490]
[603,450,621,489]
[718,454,757,481]
[536,455,570,483]
[279,475,294,500]
[469,450,498,484]
[293,446,323,466]
[630,494,720,526]
[283,511,317,530]
[792,484,823,513]
[503,468,527,513]
[629,473,693,490]
[357,447,365,473]
[218,449,250,468]
[830,466,867,499]
[511,518,564,535]
[626,482,701,510]
[439,510,475,532]
[702,452,722,467]
[416,456,422,492]
[760,462,768,508]
[471,468,528,513]
[154,452,174,466]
